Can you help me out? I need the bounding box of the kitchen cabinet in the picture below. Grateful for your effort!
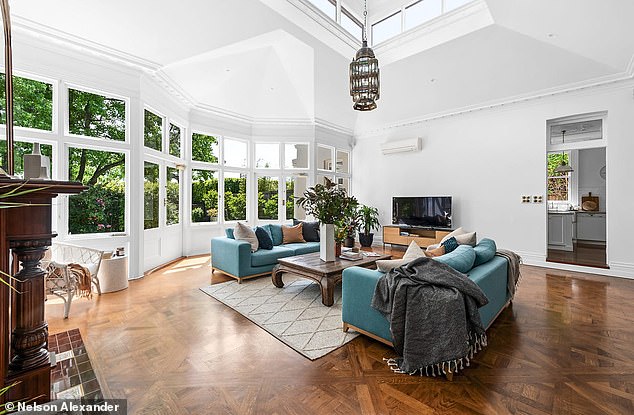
[576,212,606,242]
[548,212,574,251]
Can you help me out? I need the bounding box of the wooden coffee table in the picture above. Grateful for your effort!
[271,251,391,306]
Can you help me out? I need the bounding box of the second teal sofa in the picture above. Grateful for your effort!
[211,224,320,283]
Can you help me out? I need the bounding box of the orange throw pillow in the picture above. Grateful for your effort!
[282,223,306,244]
[424,245,446,257]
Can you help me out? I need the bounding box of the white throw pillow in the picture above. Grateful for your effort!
[234,222,259,252]
[377,241,424,272]
[440,227,466,244]
[455,231,477,246]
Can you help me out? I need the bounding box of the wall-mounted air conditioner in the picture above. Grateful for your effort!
[380,138,422,155]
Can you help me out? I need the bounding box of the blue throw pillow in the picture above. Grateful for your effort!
[293,219,320,242]
[441,237,459,253]
[267,224,284,246]
[255,227,273,250]
[434,245,476,273]
[473,238,497,267]
[225,228,235,239]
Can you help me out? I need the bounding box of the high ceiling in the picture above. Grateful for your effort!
[8,0,634,132]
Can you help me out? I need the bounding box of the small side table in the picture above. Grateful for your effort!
[97,255,129,293]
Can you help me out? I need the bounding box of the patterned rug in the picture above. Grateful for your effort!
[200,276,359,359]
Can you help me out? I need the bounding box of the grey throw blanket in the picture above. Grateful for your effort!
[495,249,522,299]
[371,257,489,376]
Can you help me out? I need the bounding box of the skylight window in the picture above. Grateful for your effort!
[310,0,336,19]
[405,0,442,30]
[306,0,363,40]
[372,12,401,45]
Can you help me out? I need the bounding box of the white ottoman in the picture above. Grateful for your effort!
[97,255,129,293]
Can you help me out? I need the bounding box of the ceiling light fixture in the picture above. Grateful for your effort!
[349,0,379,111]
[554,129,574,174]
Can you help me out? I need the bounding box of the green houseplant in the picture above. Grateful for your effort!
[357,205,381,247]
[296,179,357,261]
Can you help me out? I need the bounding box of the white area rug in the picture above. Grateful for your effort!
[200,276,359,360]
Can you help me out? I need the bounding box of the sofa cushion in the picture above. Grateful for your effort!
[473,238,497,267]
[424,245,445,257]
[282,223,306,244]
[455,231,477,246]
[255,226,273,250]
[234,222,258,252]
[433,245,476,273]
[266,224,284,246]
[251,246,295,267]
[282,242,320,255]
[440,227,465,243]
[377,241,424,272]
[293,219,320,242]
[441,237,459,253]
[225,228,235,239]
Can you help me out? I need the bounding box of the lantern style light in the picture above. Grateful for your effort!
[350,0,379,111]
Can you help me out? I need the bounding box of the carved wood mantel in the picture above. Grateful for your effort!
[0,178,85,403]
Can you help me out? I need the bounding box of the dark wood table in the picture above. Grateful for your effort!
[272,251,391,306]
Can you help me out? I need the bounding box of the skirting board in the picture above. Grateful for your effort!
[517,250,634,280]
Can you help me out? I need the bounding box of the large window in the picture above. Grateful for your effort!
[224,138,248,168]
[224,172,247,221]
[257,176,279,220]
[68,88,125,141]
[144,110,163,151]
[255,143,279,169]
[372,12,401,45]
[547,153,570,201]
[144,161,159,230]
[341,8,363,40]
[68,147,125,234]
[405,0,442,30]
[192,132,219,163]
[286,176,308,220]
[284,143,309,169]
[1,73,53,131]
[166,167,180,225]
[191,169,218,223]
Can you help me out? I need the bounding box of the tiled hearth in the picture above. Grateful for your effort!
[49,329,104,401]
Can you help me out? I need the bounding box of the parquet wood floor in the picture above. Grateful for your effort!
[46,252,634,414]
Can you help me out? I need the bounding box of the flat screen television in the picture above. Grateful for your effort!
[392,196,452,229]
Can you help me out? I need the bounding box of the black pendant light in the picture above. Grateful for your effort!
[554,129,574,174]
[349,0,379,111]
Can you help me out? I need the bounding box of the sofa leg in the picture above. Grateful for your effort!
[342,322,349,333]
[238,278,242,284]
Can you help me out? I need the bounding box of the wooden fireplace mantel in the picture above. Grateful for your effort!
[0,178,86,403]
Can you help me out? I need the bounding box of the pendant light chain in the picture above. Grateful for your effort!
[363,0,368,42]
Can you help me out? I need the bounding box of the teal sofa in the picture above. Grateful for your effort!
[341,239,510,346]
[211,224,320,283]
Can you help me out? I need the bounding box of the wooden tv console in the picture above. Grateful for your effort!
[383,225,452,248]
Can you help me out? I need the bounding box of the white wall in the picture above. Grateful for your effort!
[352,81,634,278]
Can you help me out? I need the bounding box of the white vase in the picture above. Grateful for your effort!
[319,223,335,262]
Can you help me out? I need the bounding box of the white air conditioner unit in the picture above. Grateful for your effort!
[380,138,421,155]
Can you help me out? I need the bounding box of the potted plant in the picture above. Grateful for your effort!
[341,205,361,248]
[296,179,358,261]
[357,205,380,247]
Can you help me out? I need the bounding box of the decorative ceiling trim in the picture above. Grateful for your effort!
[355,71,634,137]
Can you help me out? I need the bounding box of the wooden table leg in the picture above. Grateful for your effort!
[319,277,334,306]
[271,264,285,288]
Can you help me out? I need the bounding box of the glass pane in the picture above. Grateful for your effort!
[341,12,363,40]
[0,141,53,178]
[166,167,180,225]
[405,0,442,30]
[444,0,472,12]
[68,89,125,141]
[224,172,247,221]
[192,132,219,163]
[547,153,570,177]
[144,161,159,230]
[169,123,181,157]
[258,176,279,220]
[337,177,350,194]
[336,150,350,174]
[549,120,602,145]
[284,143,309,169]
[317,145,334,171]
[372,12,401,45]
[309,0,335,19]
[0,73,53,131]
[286,176,308,220]
[224,138,248,168]
[316,174,334,186]
[144,110,163,151]
[255,143,279,169]
[191,169,218,223]
[68,147,125,234]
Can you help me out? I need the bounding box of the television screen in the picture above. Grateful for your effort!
[392,196,452,228]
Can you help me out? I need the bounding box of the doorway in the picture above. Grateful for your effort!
[546,116,607,268]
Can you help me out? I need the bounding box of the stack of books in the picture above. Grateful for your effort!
[339,251,363,261]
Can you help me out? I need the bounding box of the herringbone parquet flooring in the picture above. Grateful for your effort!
[47,253,634,414]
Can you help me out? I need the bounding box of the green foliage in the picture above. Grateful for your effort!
[192,133,218,163]
[0,73,53,130]
[191,169,218,222]
[258,176,279,220]
[169,124,181,157]
[0,141,52,176]
[296,178,358,224]
[144,110,162,151]
[68,88,125,141]
[547,153,569,176]
[286,179,295,220]
[166,167,180,225]
[547,153,570,201]
[224,175,247,221]
[144,162,159,229]
[358,205,380,235]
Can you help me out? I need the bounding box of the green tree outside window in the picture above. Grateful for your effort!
[68,89,125,141]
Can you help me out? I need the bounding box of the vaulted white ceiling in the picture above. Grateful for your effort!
[8,0,634,132]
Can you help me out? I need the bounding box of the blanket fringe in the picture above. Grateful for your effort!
[384,332,488,378]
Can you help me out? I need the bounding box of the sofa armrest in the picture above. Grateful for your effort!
[211,237,252,277]
[342,267,393,343]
